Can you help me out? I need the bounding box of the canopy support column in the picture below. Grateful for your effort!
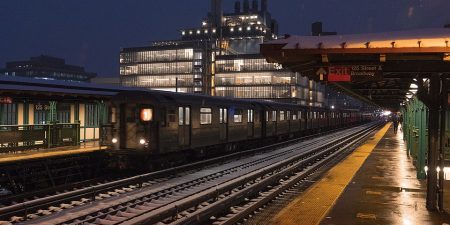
[418,74,440,211]
[438,74,447,211]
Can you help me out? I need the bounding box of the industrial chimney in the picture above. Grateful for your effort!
[234,1,241,13]
[252,0,259,12]
[243,0,250,13]
[261,0,268,12]
[210,0,223,28]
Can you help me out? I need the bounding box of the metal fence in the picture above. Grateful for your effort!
[0,123,80,153]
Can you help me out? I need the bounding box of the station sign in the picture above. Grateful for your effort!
[0,97,13,104]
[316,65,383,82]
[35,103,51,111]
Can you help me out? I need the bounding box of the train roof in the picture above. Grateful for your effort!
[113,89,329,111]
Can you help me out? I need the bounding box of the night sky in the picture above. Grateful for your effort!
[1,0,449,76]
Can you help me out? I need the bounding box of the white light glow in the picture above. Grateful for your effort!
[382,111,392,116]
[112,138,118,144]
[331,105,335,109]
[139,139,146,145]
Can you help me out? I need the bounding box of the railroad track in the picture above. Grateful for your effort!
[0,122,381,224]
[0,124,346,212]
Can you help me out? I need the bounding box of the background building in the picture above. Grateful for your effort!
[0,55,96,82]
[120,0,327,107]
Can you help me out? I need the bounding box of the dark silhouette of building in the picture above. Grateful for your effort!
[0,55,96,82]
[311,22,337,36]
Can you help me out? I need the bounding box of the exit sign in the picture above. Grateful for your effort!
[328,66,351,82]
[316,65,383,82]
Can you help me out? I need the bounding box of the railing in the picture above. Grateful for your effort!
[0,123,80,154]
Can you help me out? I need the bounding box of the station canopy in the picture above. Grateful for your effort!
[261,28,450,110]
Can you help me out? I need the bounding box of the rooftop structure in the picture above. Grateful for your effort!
[0,55,97,82]
[120,0,337,107]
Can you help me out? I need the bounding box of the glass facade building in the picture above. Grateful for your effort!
[119,0,327,107]
[0,55,96,82]
[121,42,210,93]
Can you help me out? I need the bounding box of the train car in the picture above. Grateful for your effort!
[102,90,365,168]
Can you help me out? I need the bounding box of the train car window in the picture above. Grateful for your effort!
[272,111,277,122]
[292,112,297,120]
[185,107,190,125]
[247,109,254,123]
[280,111,285,121]
[266,111,269,122]
[140,108,153,122]
[234,109,243,123]
[178,107,184,125]
[287,111,291,121]
[298,111,302,120]
[111,107,117,123]
[220,108,228,124]
[200,108,212,125]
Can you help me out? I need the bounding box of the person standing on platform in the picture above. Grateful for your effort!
[392,114,399,134]
[398,114,404,131]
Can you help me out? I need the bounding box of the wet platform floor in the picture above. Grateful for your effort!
[319,126,450,225]
[268,124,450,225]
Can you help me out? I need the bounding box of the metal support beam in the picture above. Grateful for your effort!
[418,73,440,211]
[438,74,447,211]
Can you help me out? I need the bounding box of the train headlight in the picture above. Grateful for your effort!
[112,138,118,144]
[139,138,146,145]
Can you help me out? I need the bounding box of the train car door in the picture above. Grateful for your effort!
[119,103,127,149]
[247,109,254,137]
[219,108,228,141]
[262,110,267,137]
[178,106,191,146]
[119,103,138,150]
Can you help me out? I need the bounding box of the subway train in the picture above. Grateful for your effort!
[102,90,366,168]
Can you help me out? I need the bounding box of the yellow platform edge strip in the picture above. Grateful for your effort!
[0,146,107,163]
[270,124,391,225]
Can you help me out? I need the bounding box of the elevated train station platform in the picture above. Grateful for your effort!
[0,142,106,164]
[269,124,450,225]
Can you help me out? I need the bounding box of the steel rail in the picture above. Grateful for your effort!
[0,124,355,222]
